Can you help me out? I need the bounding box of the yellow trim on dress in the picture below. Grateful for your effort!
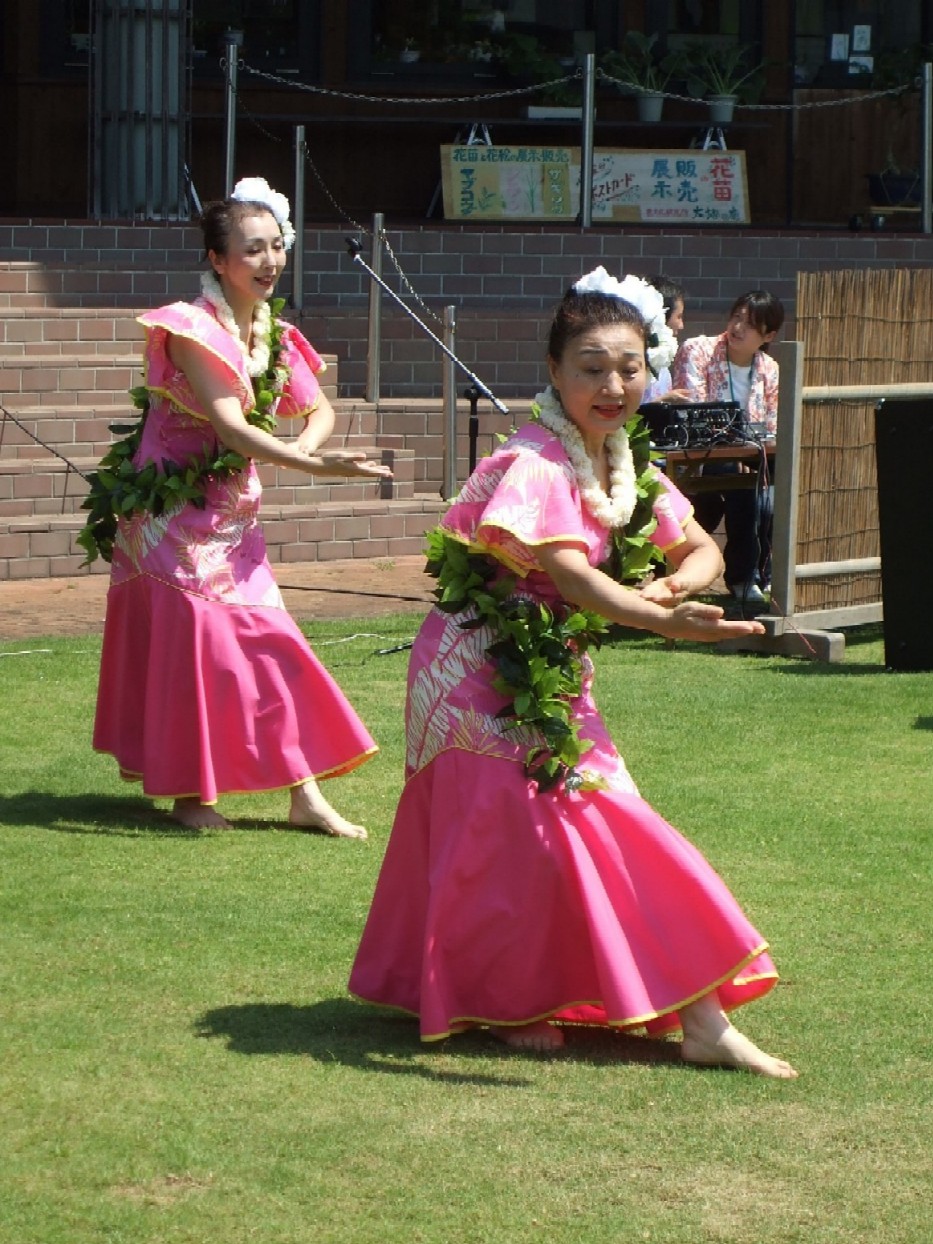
[138,304,253,415]
[100,745,379,800]
[349,942,778,1044]
[439,527,591,581]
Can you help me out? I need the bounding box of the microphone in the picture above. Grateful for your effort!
[341,237,509,419]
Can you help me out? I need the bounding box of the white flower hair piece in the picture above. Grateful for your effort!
[231,176,296,251]
[572,265,677,374]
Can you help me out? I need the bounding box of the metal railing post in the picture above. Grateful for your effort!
[365,212,384,403]
[922,62,932,234]
[223,29,243,196]
[579,52,596,228]
[291,126,305,310]
[442,305,457,499]
[771,340,804,623]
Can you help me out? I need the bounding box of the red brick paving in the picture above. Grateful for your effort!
[0,555,436,642]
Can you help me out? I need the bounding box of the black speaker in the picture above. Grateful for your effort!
[874,398,933,670]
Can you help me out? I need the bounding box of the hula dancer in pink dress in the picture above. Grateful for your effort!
[87,177,391,835]
[349,268,797,1077]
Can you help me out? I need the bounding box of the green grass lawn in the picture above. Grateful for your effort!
[1,617,931,1243]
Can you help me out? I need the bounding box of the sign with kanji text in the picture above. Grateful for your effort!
[441,143,576,220]
[591,149,749,224]
[440,145,750,224]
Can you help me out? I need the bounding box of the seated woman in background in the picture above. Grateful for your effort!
[671,290,784,607]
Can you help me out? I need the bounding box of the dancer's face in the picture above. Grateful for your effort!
[209,210,287,315]
[548,322,647,454]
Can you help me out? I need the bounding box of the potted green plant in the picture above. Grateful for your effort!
[497,33,580,115]
[399,36,420,64]
[674,40,766,124]
[601,31,677,123]
[865,43,927,214]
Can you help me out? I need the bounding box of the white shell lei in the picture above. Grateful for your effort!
[199,270,272,378]
[533,386,637,529]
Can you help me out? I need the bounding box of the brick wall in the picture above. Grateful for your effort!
[3,219,933,398]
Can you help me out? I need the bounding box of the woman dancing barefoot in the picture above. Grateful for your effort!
[90,178,389,838]
[349,268,796,1078]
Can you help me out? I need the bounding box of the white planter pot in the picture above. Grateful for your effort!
[525,105,583,120]
[636,92,664,123]
[707,94,737,125]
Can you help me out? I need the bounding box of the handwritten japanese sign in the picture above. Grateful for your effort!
[441,144,575,220]
[591,149,749,223]
[440,145,749,224]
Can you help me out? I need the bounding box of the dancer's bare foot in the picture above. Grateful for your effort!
[171,798,231,829]
[288,779,367,840]
[489,1020,565,1053]
[680,995,797,1079]
[681,1026,798,1078]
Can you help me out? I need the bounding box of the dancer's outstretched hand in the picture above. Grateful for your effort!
[659,600,765,643]
[305,449,392,479]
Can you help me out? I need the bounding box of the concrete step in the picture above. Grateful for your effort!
[374,395,534,492]
[0,490,445,581]
[0,405,137,460]
[0,346,341,403]
[0,306,145,355]
[0,260,194,311]
[0,389,372,460]
[0,354,141,406]
[0,444,415,518]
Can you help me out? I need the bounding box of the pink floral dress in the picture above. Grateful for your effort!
[672,332,780,435]
[349,423,779,1040]
[93,300,378,803]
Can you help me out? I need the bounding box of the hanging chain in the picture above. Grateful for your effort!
[230,59,917,329]
[243,60,912,112]
[234,84,447,326]
[595,67,912,109]
[241,62,580,106]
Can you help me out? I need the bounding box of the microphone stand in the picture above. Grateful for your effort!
[463,385,482,474]
[346,238,510,659]
[345,237,509,419]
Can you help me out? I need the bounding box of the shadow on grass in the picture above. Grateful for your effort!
[0,790,201,837]
[1,792,374,840]
[760,620,889,676]
[194,998,683,1079]
[607,619,900,671]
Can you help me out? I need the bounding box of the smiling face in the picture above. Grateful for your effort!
[547,322,648,456]
[208,209,287,317]
[725,305,775,366]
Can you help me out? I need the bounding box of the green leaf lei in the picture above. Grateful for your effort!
[77,296,289,566]
[423,413,665,793]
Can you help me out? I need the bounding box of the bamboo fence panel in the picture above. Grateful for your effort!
[794,268,933,614]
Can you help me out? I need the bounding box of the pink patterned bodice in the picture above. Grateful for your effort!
[109,300,326,605]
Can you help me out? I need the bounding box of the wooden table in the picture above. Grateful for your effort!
[661,440,775,495]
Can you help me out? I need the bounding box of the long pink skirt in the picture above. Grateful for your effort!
[349,745,778,1040]
[94,573,377,802]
